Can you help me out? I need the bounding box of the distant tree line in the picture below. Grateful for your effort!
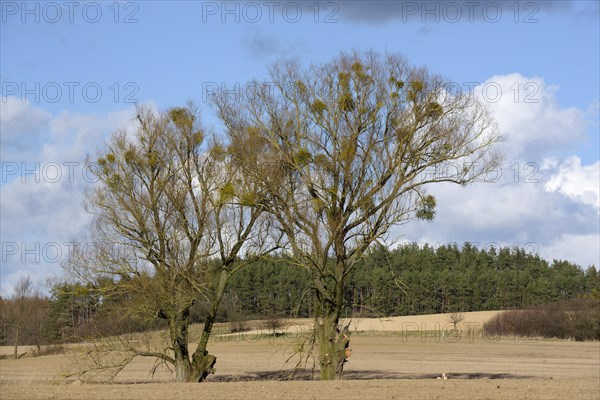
[223,243,599,318]
[2,242,597,352]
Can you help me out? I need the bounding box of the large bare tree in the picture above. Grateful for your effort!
[69,104,273,382]
[214,51,501,380]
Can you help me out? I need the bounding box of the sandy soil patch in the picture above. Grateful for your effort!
[1,311,598,399]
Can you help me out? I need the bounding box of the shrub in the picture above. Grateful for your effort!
[483,297,599,341]
[261,315,286,336]
[229,320,249,333]
[32,344,66,357]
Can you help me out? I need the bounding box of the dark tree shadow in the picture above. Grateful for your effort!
[207,369,536,382]
[79,369,538,384]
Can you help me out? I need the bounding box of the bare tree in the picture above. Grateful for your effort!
[214,50,501,379]
[448,312,466,331]
[67,104,275,382]
[0,276,37,359]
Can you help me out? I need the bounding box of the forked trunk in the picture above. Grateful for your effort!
[189,351,217,382]
[187,268,228,382]
[187,315,217,382]
[171,314,218,383]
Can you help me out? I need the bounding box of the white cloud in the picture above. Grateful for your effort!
[398,176,596,246]
[0,99,144,295]
[395,73,599,270]
[544,156,600,212]
[474,74,588,162]
[542,234,600,268]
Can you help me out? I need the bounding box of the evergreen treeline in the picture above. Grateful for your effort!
[1,243,598,346]
[223,243,599,318]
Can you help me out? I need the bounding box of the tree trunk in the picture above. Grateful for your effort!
[172,330,192,382]
[188,268,229,382]
[313,256,352,380]
[169,310,193,382]
[174,355,191,382]
[187,321,217,383]
[13,327,19,360]
[314,316,351,380]
[189,351,217,382]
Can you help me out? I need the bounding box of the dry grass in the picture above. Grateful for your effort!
[1,379,598,400]
[1,311,598,399]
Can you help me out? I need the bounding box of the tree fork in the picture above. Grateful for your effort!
[189,268,228,382]
[189,351,217,382]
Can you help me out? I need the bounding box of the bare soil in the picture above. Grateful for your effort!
[1,311,598,399]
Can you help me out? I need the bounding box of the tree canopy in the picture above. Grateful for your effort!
[214,50,501,379]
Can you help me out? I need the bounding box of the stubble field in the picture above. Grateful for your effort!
[1,311,598,400]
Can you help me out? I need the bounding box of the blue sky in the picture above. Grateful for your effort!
[1,1,599,294]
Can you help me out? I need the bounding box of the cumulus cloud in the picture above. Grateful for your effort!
[543,234,600,269]
[395,73,599,269]
[397,176,597,249]
[0,99,144,295]
[474,74,588,162]
[544,157,600,212]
